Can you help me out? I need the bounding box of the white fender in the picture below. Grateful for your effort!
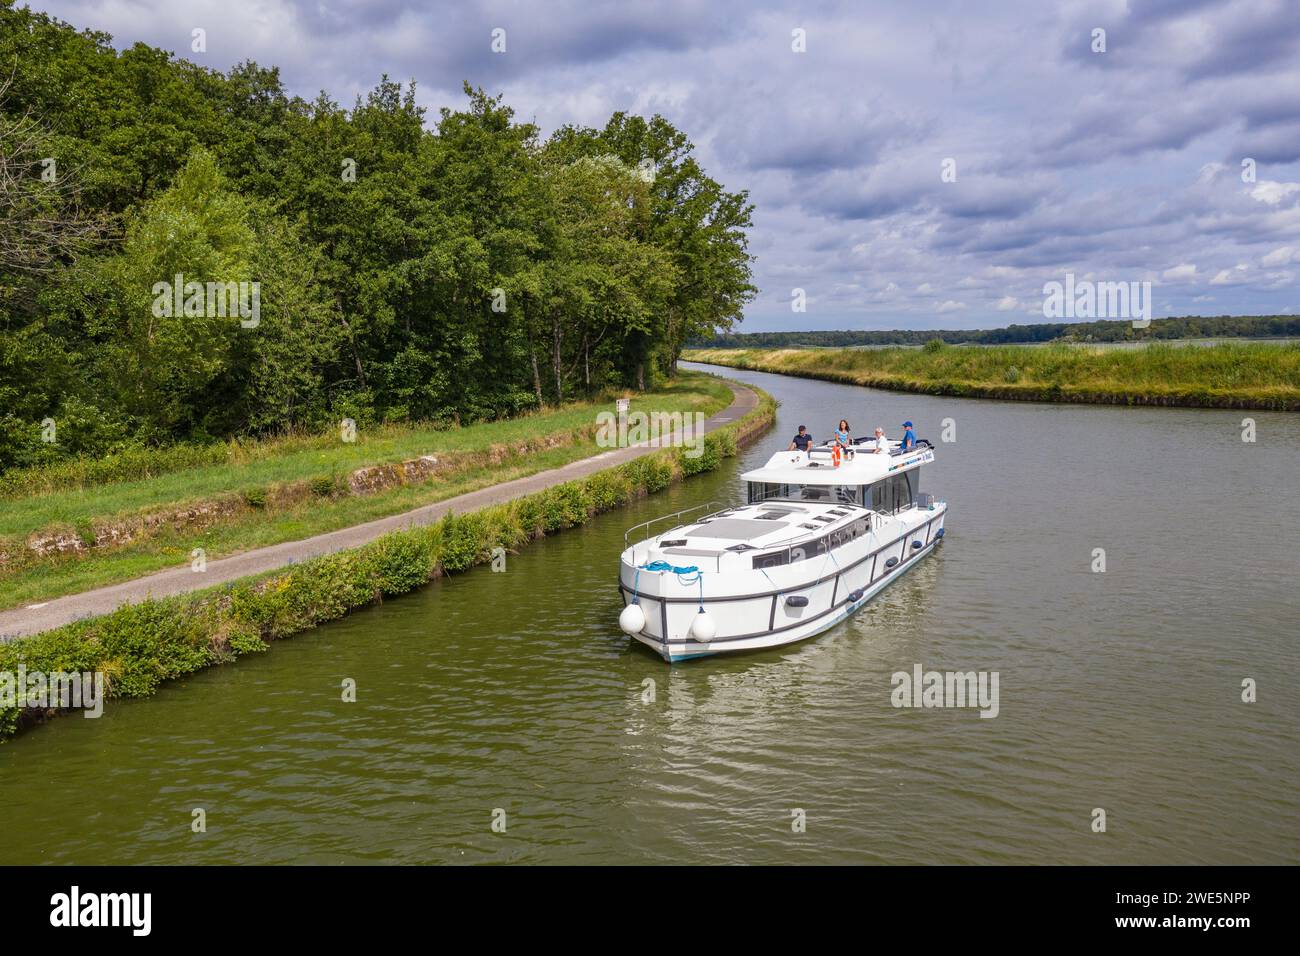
[619,603,647,635]
[690,610,717,642]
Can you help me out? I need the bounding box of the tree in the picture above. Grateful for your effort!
[549,113,757,379]
[101,147,257,437]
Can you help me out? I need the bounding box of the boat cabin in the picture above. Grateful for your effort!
[743,439,934,516]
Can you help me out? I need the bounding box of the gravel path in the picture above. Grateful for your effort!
[0,383,759,640]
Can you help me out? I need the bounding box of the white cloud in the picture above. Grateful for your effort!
[1196,162,1227,184]
[1210,264,1250,285]
[936,300,967,313]
[1162,263,1198,281]
[1250,181,1300,205]
[1261,246,1298,267]
[995,295,1019,310]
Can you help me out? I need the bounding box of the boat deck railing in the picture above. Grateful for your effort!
[812,437,933,457]
[624,500,724,545]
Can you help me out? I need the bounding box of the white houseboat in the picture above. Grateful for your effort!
[617,435,947,661]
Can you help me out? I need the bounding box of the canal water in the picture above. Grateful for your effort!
[0,363,1295,864]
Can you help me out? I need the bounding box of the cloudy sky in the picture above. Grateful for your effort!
[34,0,1300,331]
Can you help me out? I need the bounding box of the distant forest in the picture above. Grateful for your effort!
[692,315,1300,348]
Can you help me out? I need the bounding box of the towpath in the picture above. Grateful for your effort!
[0,382,759,640]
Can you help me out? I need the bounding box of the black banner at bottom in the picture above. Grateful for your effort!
[7,864,1285,940]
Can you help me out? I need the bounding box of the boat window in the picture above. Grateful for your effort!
[751,483,862,505]
[757,526,870,567]
[748,482,787,504]
[868,473,918,513]
[900,470,919,510]
[891,474,910,512]
[797,484,858,503]
[785,538,826,561]
[870,480,887,512]
[752,549,789,569]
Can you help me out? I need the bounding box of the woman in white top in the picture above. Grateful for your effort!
[872,426,889,453]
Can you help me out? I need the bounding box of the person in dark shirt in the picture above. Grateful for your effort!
[789,425,813,452]
[901,421,917,450]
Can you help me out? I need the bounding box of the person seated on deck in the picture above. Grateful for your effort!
[789,425,813,453]
[872,426,889,453]
[901,421,917,451]
[835,420,854,459]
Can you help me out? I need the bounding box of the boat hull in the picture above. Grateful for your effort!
[619,506,946,662]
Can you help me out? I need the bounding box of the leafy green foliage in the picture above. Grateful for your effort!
[0,5,756,470]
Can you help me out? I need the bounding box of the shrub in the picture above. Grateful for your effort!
[366,529,437,595]
[679,434,724,476]
[538,482,590,532]
[628,455,675,493]
[241,486,268,509]
[511,495,546,538]
[481,506,527,555]
[225,623,268,657]
[438,512,484,573]
[711,429,738,459]
[585,470,632,511]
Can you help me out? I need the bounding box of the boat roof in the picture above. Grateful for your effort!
[741,440,934,486]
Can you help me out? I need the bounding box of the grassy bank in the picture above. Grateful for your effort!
[0,374,732,608]
[0,384,775,740]
[685,342,1300,410]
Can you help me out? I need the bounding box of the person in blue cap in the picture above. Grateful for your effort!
[901,421,917,450]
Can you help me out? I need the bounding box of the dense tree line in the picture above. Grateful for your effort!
[693,316,1300,349]
[0,2,756,469]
